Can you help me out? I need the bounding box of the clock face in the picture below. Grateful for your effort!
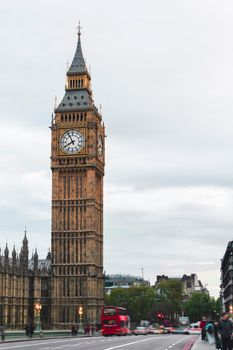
[60,129,85,154]
[98,134,104,159]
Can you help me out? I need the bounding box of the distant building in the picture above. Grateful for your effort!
[155,273,208,299]
[105,274,150,295]
[0,231,51,329]
[220,241,233,313]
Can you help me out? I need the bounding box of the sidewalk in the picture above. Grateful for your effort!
[0,333,88,344]
[192,337,216,350]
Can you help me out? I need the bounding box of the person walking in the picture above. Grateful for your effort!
[28,323,34,339]
[25,324,29,337]
[206,320,215,345]
[200,317,207,341]
[213,321,222,350]
[0,325,5,341]
[218,312,233,350]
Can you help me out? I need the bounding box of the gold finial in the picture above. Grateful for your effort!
[54,95,57,109]
[66,60,69,72]
[77,21,82,37]
[99,104,102,114]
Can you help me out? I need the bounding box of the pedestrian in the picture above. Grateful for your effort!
[205,320,215,345]
[213,321,221,350]
[39,330,44,338]
[25,324,29,337]
[0,324,5,341]
[95,324,99,336]
[71,325,75,336]
[90,324,94,336]
[28,323,34,339]
[200,316,207,341]
[218,312,233,350]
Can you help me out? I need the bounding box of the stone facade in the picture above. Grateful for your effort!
[50,29,105,328]
[0,29,104,330]
[220,241,233,313]
[155,273,208,299]
[0,232,51,329]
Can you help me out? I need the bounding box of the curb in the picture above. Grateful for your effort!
[182,336,200,350]
[0,335,88,344]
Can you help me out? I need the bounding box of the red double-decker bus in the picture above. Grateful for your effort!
[101,306,131,336]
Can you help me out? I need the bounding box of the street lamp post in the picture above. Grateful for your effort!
[34,299,42,333]
[78,306,83,333]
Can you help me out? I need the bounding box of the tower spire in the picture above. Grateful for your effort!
[77,21,82,38]
[67,24,86,76]
[55,25,94,114]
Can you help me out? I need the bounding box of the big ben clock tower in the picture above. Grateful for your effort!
[51,27,105,327]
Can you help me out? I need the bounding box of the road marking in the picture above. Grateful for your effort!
[103,336,165,350]
[181,336,198,350]
[165,337,188,350]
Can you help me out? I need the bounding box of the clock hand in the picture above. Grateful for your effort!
[67,140,75,146]
[67,132,73,142]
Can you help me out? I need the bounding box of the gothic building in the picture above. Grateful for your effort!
[0,28,105,329]
[50,26,105,327]
[0,232,51,329]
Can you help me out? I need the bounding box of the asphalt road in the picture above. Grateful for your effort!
[0,334,198,350]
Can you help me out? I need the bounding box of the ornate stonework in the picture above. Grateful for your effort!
[50,29,105,327]
[0,29,104,330]
[0,233,51,329]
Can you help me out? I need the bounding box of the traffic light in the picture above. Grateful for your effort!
[156,312,165,320]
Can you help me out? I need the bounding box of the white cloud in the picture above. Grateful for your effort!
[0,0,233,297]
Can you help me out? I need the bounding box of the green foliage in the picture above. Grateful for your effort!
[214,297,221,318]
[104,282,218,325]
[154,279,183,320]
[184,292,214,322]
[105,280,184,323]
[104,286,156,323]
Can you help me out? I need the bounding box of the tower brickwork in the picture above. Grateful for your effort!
[50,29,105,327]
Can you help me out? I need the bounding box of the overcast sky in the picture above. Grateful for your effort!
[0,0,233,297]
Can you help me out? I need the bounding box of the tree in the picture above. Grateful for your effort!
[214,297,221,319]
[104,286,156,323]
[184,292,214,322]
[154,279,183,321]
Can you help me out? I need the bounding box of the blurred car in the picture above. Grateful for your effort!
[164,326,176,334]
[184,323,201,334]
[159,326,175,334]
[133,326,149,335]
[148,327,163,334]
[172,328,189,335]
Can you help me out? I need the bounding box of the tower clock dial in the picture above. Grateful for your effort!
[60,129,85,154]
[98,134,104,159]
